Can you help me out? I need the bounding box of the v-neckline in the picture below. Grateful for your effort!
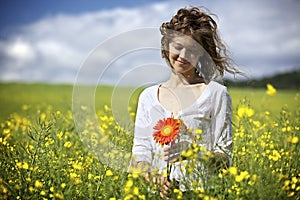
[155,81,212,117]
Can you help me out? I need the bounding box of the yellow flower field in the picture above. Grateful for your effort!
[0,83,299,199]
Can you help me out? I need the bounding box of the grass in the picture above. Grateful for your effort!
[0,83,298,121]
[229,87,298,116]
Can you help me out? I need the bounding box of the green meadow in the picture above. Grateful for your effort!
[0,83,298,121]
[0,82,299,199]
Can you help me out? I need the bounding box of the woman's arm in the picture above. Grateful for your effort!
[209,85,233,171]
[128,91,153,173]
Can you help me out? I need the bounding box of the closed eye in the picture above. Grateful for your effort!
[173,44,183,50]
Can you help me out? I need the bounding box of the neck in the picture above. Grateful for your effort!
[164,70,205,87]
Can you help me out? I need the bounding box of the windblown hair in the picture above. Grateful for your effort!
[160,6,238,75]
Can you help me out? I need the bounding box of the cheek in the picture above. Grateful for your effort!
[169,51,178,60]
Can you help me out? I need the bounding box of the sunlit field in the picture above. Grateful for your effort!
[0,83,299,199]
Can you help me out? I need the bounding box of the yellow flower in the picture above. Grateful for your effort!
[72,162,83,170]
[57,131,63,140]
[174,188,183,199]
[56,110,61,117]
[195,129,202,135]
[88,173,93,180]
[228,166,238,176]
[235,171,250,182]
[16,161,29,169]
[124,179,133,193]
[124,194,133,200]
[287,136,299,144]
[54,193,65,200]
[237,106,254,118]
[0,185,7,194]
[125,179,133,188]
[64,141,72,148]
[74,178,82,185]
[266,83,276,96]
[70,172,77,179]
[35,180,43,188]
[132,173,140,179]
[61,183,66,189]
[29,186,34,193]
[252,174,258,181]
[133,187,139,195]
[105,169,113,177]
[287,192,295,197]
[181,149,194,158]
[40,113,46,120]
[268,150,281,161]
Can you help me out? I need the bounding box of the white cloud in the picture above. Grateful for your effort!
[6,38,36,62]
[0,0,299,84]
[212,0,300,78]
[0,2,180,84]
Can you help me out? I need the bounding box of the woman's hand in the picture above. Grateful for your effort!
[156,176,172,199]
[144,175,172,199]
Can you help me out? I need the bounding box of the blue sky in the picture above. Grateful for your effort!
[0,0,299,85]
[0,0,163,34]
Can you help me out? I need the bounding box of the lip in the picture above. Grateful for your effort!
[176,60,188,65]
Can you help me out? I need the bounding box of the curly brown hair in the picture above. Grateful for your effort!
[160,6,237,76]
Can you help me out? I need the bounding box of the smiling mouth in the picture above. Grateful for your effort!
[177,60,188,65]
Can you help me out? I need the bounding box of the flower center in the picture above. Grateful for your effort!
[161,125,173,136]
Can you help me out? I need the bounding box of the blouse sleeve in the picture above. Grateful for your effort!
[211,86,233,158]
[128,90,153,171]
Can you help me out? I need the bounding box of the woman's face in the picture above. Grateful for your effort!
[168,36,202,75]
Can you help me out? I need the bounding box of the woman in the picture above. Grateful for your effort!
[129,6,238,196]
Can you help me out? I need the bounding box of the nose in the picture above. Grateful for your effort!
[179,48,188,59]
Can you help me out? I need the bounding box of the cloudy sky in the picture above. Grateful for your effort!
[0,0,299,85]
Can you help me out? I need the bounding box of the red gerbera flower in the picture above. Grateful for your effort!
[153,117,181,145]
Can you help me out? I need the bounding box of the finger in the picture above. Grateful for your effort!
[167,147,180,155]
[163,146,170,152]
[160,192,164,198]
[162,182,171,198]
[169,148,180,155]
[144,174,150,182]
[160,192,170,200]
[165,180,171,187]
[152,176,157,184]
[164,148,180,157]
[160,176,170,186]
[163,184,169,192]
[168,152,181,161]
[160,176,166,184]
[164,154,178,162]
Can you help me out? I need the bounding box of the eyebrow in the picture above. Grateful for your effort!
[171,41,200,50]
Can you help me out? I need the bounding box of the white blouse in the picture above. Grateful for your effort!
[129,81,232,190]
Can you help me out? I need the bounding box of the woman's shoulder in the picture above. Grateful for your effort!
[206,81,231,101]
[207,81,228,93]
[204,81,231,111]
[138,84,159,100]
